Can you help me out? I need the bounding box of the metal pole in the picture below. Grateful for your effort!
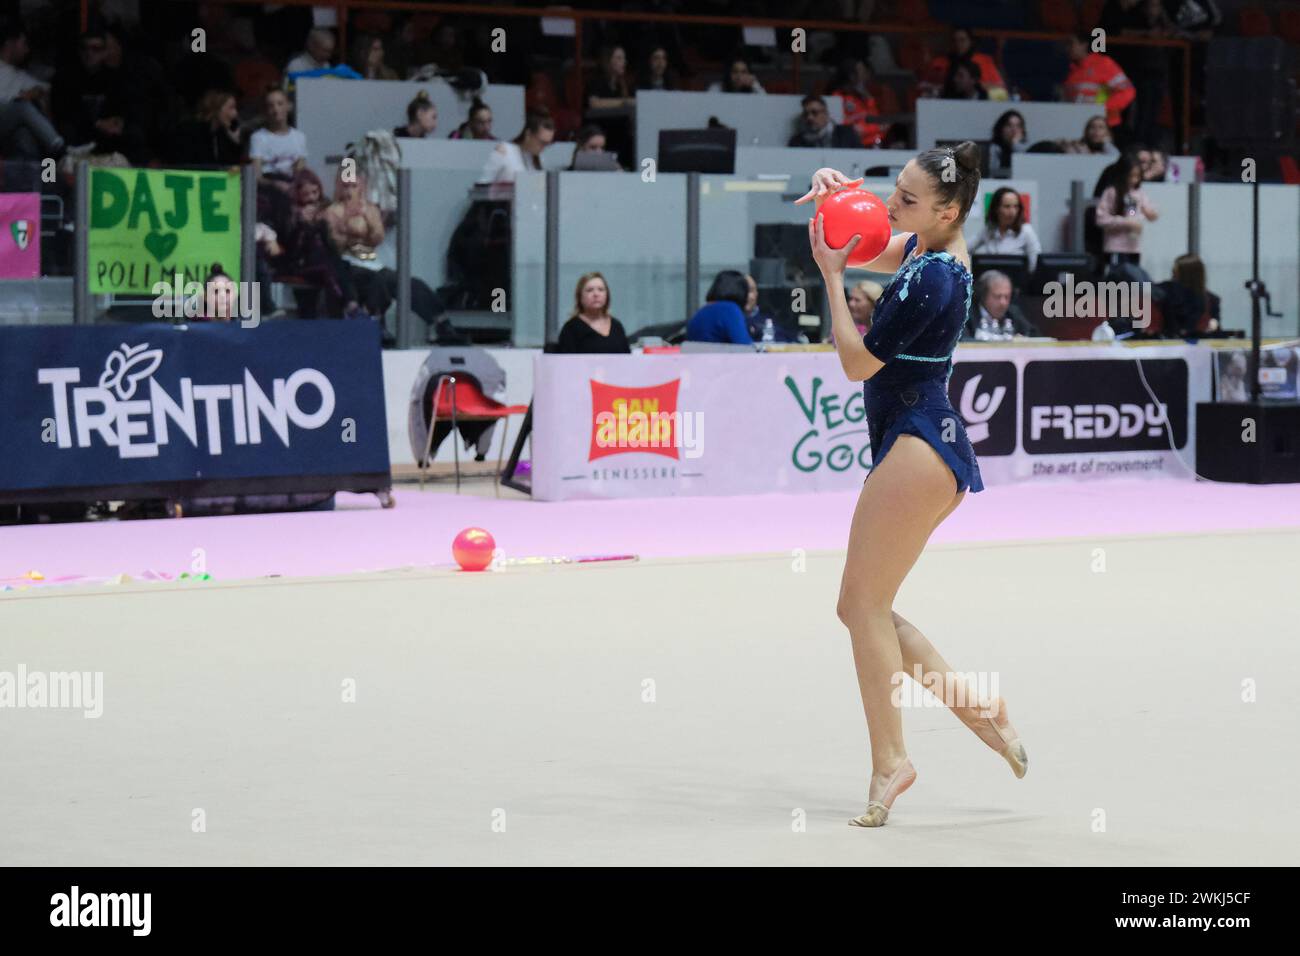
[397,167,413,348]
[1187,181,1199,256]
[1069,180,1085,254]
[686,171,700,317]
[74,162,91,325]
[1248,176,1258,403]
[1249,178,1261,404]
[1181,41,1191,155]
[240,165,256,292]
[544,170,560,344]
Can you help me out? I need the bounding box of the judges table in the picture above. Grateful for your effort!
[530,341,1215,500]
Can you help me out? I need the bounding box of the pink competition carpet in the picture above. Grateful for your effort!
[3,479,1300,588]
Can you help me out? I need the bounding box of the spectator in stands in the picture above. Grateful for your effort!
[395,91,437,138]
[171,90,243,166]
[428,23,467,74]
[272,167,360,320]
[788,94,860,149]
[350,34,398,81]
[1101,0,1174,148]
[324,171,445,337]
[990,110,1027,176]
[568,124,616,169]
[250,87,306,185]
[286,27,335,78]
[825,59,883,147]
[199,264,237,321]
[479,109,555,183]
[941,60,988,101]
[588,45,633,108]
[0,18,71,160]
[1156,253,1219,336]
[1094,152,1158,274]
[972,187,1041,272]
[1063,32,1136,131]
[1075,115,1119,156]
[450,99,494,140]
[708,55,765,94]
[1141,146,1167,181]
[967,270,1040,339]
[828,279,883,345]
[51,28,145,163]
[924,27,1007,100]
[742,273,796,342]
[685,270,754,344]
[586,46,634,165]
[638,46,678,92]
[556,272,631,353]
[847,280,882,335]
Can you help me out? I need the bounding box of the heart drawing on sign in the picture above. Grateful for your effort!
[143,231,179,263]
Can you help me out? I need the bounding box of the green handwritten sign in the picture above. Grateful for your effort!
[88,168,241,294]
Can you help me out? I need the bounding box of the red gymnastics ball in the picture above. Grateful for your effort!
[818,188,892,267]
[452,527,496,571]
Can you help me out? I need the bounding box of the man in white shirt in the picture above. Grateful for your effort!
[285,27,335,79]
[249,88,307,180]
[0,19,67,159]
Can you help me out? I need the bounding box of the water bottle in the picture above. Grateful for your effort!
[976,314,994,341]
[761,318,775,343]
[1000,316,1015,339]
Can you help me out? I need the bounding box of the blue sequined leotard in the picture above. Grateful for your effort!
[861,233,984,493]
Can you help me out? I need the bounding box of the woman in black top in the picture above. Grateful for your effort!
[172,90,243,166]
[555,272,631,353]
[1156,253,1220,337]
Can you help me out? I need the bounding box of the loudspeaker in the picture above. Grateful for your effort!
[1196,401,1300,483]
[1205,38,1298,147]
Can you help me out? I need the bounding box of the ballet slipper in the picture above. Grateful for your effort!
[849,758,917,828]
[967,696,1028,779]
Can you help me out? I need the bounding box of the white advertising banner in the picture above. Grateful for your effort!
[531,344,1213,501]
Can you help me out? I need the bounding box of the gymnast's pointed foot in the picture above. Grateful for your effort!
[849,757,917,828]
[969,696,1028,778]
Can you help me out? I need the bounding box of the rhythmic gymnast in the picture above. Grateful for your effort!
[796,142,1028,828]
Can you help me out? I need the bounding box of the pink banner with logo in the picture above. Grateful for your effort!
[531,345,1212,500]
[0,193,40,279]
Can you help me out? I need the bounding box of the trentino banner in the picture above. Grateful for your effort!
[0,321,390,502]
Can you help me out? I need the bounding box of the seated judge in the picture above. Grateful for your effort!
[555,272,631,353]
[788,95,860,149]
[685,270,754,345]
[966,269,1040,339]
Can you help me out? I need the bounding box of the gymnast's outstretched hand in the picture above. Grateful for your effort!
[794,167,864,206]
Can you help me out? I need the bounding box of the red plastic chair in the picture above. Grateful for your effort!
[419,375,529,495]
